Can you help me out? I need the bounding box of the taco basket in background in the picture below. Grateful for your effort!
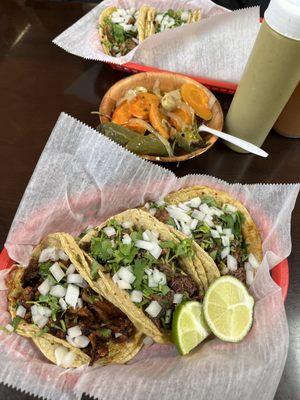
[7,233,143,368]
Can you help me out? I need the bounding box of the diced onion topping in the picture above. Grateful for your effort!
[215,225,223,234]
[135,240,154,251]
[5,324,14,333]
[59,298,67,311]
[67,274,84,285]
[38,247,59,263]
[178,203,191,212]
[191,209,205,221]
[116,280,132,290]
[38,278,52,296]
[173,293,183,304]
[221,236,230,247]
[50,285,66,298]
[74,335,90,348]
[167,205,192,224]
[77,298,83,308]
[186,197,201,208]
[65,284,79,308]
[248,253,259,269]
[221,247,230,259]
[145,301,162,318]
[122,233,132,245]
[67,325,82,338]
[130,290,143,303]
[165,309,172,324]
[149,208,157,216]
[55,345,69,366]
[66,264,76,275]
[246,269,254,286]
[203,215,214,227]
[211,229,220,239]
[62,350,76,368]
[122,221,133,229]
[16,305,26,318]
[117,267,136,284]
[190,219,198,231]
[103,226,116,237]
[58,250,69,261]
[223,204,237,213]
[115,333,122,338]
[143,230,158,243]
[156,199,165,206]
[32,314,48,328]
[199,203,211,214]
[153,268,166,285]
[227,255,238,271]
[223,228,232,236]
[49,262,65,282]
[150,243,162,259]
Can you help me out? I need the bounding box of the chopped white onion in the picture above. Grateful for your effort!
[77,298,83,308]
[244,261,253,272]
[50,285,66,298]
[211,207,223,217]
[145,301,162,318]
[122,221,133,229]
[178,203,191,212]
[103,226,116,237]
[149,208,157,216]
[246,269,254,286]
[68,325,82,338]
[223,204,237,213]
[148,276,158,288]
[186,197,201,208]
[118,267,136,284]
[116,280,132,290]
[59,298,67,311]
[38,306,52,317]
[135,240,154,251]
[149,243,162,259]
[153,269,166,285]
[115,333,122,338]
[130,290,143,303]
[143,336,154,346]
[211,229,220,239]
[152,230,159,239]
[66,335,77,347]
[221,247,230,259]
[55,345,69,366]
[122,233,132,245]
[191,209,205,221]
[222,236,230,247]
[143,230,158,243]
[181,223,191,237]
[204,215,214,227]
[223,228,232,236]
[112,273,119,283]
[145,268,152,276]
[38,247,59,263]
[32,314,48,328]
[227,255,238,271]
[5,324,14,333]
[216,225,223,234]
[62,351,76,368]
[16,305,26,318]
[65,284,79,308]
[165,309,172,324]
[190,219,198,231]
[58,250,69,261]
[67,274,84,285]
[156,199,165,207]
[166,205,192,224]
[50,262,65,282]
[31,305,39,316]
[248,253,260,269]
[173,293,183,304]
[74,335,90,348]
[199,203,211,215]
[38,278,52,296]
[66,264,76,275]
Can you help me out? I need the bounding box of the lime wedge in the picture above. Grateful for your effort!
[203,276,254,342]
[172,301,211,355]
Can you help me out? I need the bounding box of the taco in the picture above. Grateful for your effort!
[146,186,263,285]
[73,209,219,344]
[7,233,143,368]
[99,6,148,57]
[143,7,202,37]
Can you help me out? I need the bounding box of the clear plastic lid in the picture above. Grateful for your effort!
[265,0,300,41]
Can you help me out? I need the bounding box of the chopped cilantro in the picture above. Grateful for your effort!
[132,259,148,290]
[12,316,22,331]
[39,261,52,279]
[91,237,114,262]
[99,328,112,338]
[60,320,66,332]
[36,326,49,337]
[38,295,61,321]
[91,260,100,280]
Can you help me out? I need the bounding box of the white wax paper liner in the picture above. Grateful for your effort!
[1,113,299,400]
[52,0,260,83]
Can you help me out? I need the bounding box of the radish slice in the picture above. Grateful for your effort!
[38,278,52,296]
[130,290,143,303]
[49,262,65,282]
[55,346,69,366]
[103,227,116,237]
[65,284,79,308]
[16,305,26,318]
[145,301,162,318]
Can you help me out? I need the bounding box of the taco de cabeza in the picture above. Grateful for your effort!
[74,209,219,344]
[146,186,263,286]
[98,6,149,57]
[7,233,143,368]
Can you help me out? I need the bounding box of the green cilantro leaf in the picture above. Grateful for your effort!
[39,261,52,279]
[91,237,114,262]
[99,328,112,338]
[36,326,49,337]
[91,260,100,280]
[12,316,22,331]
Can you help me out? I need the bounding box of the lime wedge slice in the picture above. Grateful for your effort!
[172,301,211,355]
[203,276,254,342]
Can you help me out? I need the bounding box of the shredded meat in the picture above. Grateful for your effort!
[157,263,174,278]
[88,332,109,364]
[230,267,246,282]
[22,259,40,288]
[90,300,124,321]
[79,242,90,253]
[170,275,199,298]
[67,306,95,320]
[18,286,35,305]
[120,38,136,55]
[107,317,135,339]
[154,209,170,223]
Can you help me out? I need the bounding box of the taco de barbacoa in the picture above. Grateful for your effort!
[69,209,220,344]
[7,233,143,368]
[146,186,263,285]
[98,6,201,57]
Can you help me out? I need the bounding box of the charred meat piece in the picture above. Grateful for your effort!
[170,275,199,298]
[67,306,95,320]
[90,300,125,321]
[107,317,135,339]
[88,332,109,365]
[154,208,170,223]
[18,286,36,305]
[22,259,40,288]
[120,39,137,55]
[230,267,246,282]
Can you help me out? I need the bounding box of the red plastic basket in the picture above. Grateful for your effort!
[0,247,289,301]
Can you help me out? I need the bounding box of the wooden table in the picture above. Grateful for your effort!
[0,1,299,399]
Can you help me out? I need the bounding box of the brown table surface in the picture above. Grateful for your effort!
[0,1,299,399]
